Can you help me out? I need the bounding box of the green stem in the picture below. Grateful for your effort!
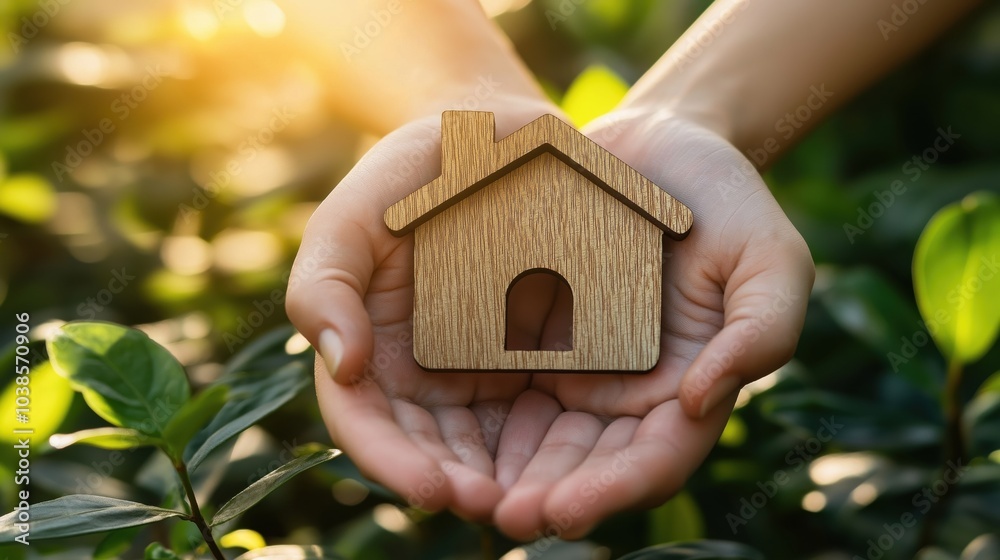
[917,360,967,551]
[176,460,226,560]
[943,360,967,465]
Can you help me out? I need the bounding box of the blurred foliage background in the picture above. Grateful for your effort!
[1,0,999,558]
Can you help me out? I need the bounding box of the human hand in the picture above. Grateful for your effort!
[286,101,565,522]
[489,109,815,539]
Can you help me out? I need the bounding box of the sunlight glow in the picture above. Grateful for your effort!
[809,453,879,486]
[285,332,311,354]
[182,6,220,41]
[850,481,879,506]
[499,549,528,560]
[801,490,827,512]
[161,235,213,275]
[58,43,109,86]
[212,229,283,273]
[244,0,286,37]
[480,0,533,17]
[332,479,369,506]
[372,504,412,533]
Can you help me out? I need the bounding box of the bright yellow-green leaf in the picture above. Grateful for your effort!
[913,192,1000,365]
[221,529,267,551]
[0,362,74,444]
[648,490,705,543]
[560,65,629,127]
[0,173,56,223]
[719,413,747,447]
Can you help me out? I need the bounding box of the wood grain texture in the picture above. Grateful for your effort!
[384,111,693,371]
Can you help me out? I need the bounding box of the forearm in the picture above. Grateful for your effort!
[621,0,982,166]
[278,0,551,134]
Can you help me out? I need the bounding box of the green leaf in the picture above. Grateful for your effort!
[47,322,190,437]
[616,540,764,559]
[759,391,942,450]
[913,191,1000,365]
[49,427,161,450]
[560,65,629,127]
[145,543,183,560]
[964,390,1000,459]
[94,526,142,559]
[649,491,704,543]
[818,267,943,397]
[224,325,298,375]
[0,173,57,223]
[185,362,309,471]
[0,495,185,542]
[0,361,75,444]
[978,371,1000,395]
[162,385,228,456]
[211,448,341,526]
[236,545,346,560]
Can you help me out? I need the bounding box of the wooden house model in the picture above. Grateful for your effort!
[384,111,693,371]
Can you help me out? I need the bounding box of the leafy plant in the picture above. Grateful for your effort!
[0,322,339,560]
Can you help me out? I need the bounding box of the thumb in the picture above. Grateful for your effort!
[679,247,814,419]
[286,227,375,385]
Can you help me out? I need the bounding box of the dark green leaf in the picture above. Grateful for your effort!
[224,325,298,375]
[235,545,346,560]
[616,540,764,559]
[47,322,190,437]
[162,384,228,456]
[818,267,942,397]
[913,191,1000,365]
[759,391,941,450]
[964,390,1000,459]
[211,448,341,526]
[0,495,185,542]
[49,427,162,450]
[185,362,309,471]
[979,371,1000,395]
[94,526,141,559]
[145,542,183,560]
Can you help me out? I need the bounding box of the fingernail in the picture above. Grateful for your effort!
[319,329,342,377]
[698,376,740,418]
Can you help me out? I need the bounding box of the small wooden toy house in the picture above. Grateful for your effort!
[384,111,693,371]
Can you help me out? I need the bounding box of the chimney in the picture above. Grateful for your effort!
[440,111,495,182]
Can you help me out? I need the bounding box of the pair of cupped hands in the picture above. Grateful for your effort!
[286,98,814,540]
